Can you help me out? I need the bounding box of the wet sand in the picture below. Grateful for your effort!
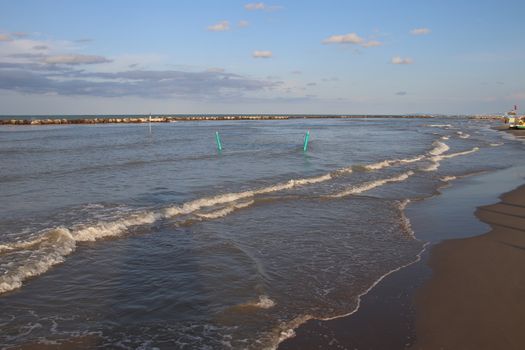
[280,168,525,349]
[412,184,525,350]
[497,125,525,140]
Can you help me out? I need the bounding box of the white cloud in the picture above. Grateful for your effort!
[322,33,382,48]
[410,28,431,36]
[252,50,272,58]
[44,54,112,65]
[322,33,364,45]
[391,56,413,64]
[245,2,266,10]
[361,40,383,48]
[207,21,230,32]
[0,34,12,41]
[238,20,250,28]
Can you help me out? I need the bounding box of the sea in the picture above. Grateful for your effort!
[0,117,522,349]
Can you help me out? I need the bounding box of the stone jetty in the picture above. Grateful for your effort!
[0,114,442,126]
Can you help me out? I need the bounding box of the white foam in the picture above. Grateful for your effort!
[420,162,440,172]
[439,147,479,160]
[0,212,161,294]
[428,124,452,128]
[489,143,503,147]
[163,191,255,218]
[74,211,160,242]
[364,159,396,170]
[422,147,480,172]
[242,295,276,309]
[329,171,414,198]
[164,174,333,219]
[334,166,353,175]
[399,155,425,164]
[441,175,457,182]
[276,314,313,346]
[429,141,450,156]
[196,200,254,219]
[0,236,49,254]
[364,155,425,171]
[397,199,415,238]
[0,228,76,294]
[456,131,470,139]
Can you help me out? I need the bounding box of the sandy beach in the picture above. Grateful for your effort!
[412,184,525,350]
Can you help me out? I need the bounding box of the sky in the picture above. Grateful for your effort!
[0,0,524,115]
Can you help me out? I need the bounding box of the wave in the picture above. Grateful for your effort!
[240,295,276,309]
[397,199,415,238]
[362,137,447,173]
[456,131,470,139]
[364,155,425,170]
[429,141,450,156]
[421,146,480,172]
[440,175,457,182]
[438,147,479,160]
[328,171,414,198]
[196,200,254,219]
[0,228,76,294]
[428,124,452,128]
[0,171,337,294]
[361,137,449,173]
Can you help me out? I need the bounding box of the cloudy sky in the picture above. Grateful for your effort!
[0,0,524,115]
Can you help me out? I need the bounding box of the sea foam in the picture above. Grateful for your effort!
[329,171,414,198]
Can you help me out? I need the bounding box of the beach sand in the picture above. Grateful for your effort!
[412,185,525,350]
[280,164,525,349]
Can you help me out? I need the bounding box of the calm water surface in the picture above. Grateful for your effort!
[0,118,521,349]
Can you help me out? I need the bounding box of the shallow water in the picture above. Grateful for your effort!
[0,117,521,349]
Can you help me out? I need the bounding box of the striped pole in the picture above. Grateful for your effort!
[303,130,310,152]
[215,131,223,152]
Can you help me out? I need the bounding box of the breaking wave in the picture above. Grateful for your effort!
[421,146,480,172]
[196,200,254,219]
[328,171,414,198]
[0,172,336,294]
[456,131,470,139]
[427,124,452,128]
[241,295,276,309]
[364,155,424,171]
[429,141,450,156]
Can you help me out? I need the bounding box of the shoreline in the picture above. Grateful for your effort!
[278,163,525,349]
[412,183,525,349]
[0,114,501,126]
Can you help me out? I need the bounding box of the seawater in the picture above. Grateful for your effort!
[0,118,521,349]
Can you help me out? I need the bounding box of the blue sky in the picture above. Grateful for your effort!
[0,0,524,115]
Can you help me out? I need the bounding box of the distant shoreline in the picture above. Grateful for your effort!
[0,114,502,125]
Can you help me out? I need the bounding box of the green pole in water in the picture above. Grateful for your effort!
[215,131,223,152]
[303,130,310,152]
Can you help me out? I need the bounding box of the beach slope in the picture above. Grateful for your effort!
[412,184,525,350]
